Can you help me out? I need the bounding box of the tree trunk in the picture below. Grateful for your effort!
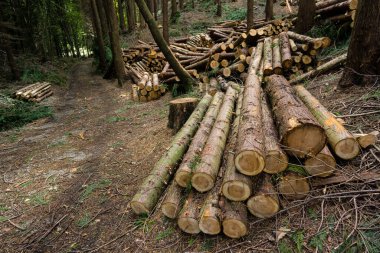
[171,0,177,18]
[161,181,184,218]
[293,85,360,159]
[192,86,238,192]
[279,32,293,69]
[247,0,254,31]
[130,94,212,214]
[263,37,273,75]
[266,75,326,158]
[261,93,288,174]
[221,89,253,201]
[96,0,109,38]
[272,37,282,74]
[199,187,222,235]
[216,0,222,17]
[90,0,107,71]
[296,0,316,34]
[338,0,380,88]
[103,0,125,86]
[167,97,199,133]
[153,0,158,20]
[175,92,224,187]
[118,0,127,32]
[162,0,169,42]
[126,0,137,32]
[265,0,273,21]
[3,42,20,80]
[304,145,336,177]
[177,191,204,234]
[221,197,248,239]
[247,174,280,218]
[278,171,310,200]
[135,0,195,92]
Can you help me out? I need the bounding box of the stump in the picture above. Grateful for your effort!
[168,97,199,133]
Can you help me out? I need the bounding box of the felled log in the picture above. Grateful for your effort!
[235,63,265,176]
[272,37,282,74]
[130,94,213,214]
[222,89,253,201]
[250,41,264,73]
[199,187,222,235]
[353,131,379,148]
[177,191,203,234]
[287,31,331,49]
[161,181,184,219]
[167,98,199,133]
[192,86,238,192]
[316,0,347,10]
[261,93,288,174]
[175,93,224,187]
[266,75,326,158]
[263,37,273,75]
[247,174,280,218]
[304,146,336,177]
[220,197,248,239]
[293,85,359,160]
[279,32,293,69]
[278,171,310,200]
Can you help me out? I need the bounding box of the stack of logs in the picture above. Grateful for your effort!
[14,82,53,102]
[130,43,374,238]
[316,0,358,27]
[130,72,166,102]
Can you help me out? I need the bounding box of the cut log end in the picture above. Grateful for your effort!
[247,195,280,218]
[178,218,200,234]
[191,173,214,192]
[222,181,251,201]
[235,150,265,176]
[264,151,288,174]
[199,216,221,235]
[175,170,191,188]
[162,203,179,219]
[284,124,326,158]
[305,154,336,178]
[334,138,360,160]
[278,174,310,200]
[130,202,149,215]
[222,219,248,239]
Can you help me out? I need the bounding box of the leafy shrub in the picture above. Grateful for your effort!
[224,6,247,21]
[21,67,66,86]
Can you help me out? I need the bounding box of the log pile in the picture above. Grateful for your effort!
[129,72,166,102]
[14,82,53,102]
[316,0,358,27]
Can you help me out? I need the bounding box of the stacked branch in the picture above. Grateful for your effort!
[14,82,53,102]
[129,72,167,102]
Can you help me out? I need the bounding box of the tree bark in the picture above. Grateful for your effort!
[338,0,380,88]
[221,197,248,239]
[216,0,222,17]
[135,0,195,92]
[199,187,222,235]
[177,191,204,234]
[247,0,254,31]
[171,0,178,18]
[265,0,274,21]
[118,0,127,32]
[130,94,213,214]
[162,0,169,42]
[103,0,125,86]
[304,145,336,177]
[96,0,109,38]
[293,84,360,159]
[90,0,107,71]
[279,32,293,69]
[296,0,316,34]
[272,37,282,75]
[126,0,137,32]
[167,97,199,133]
[263,37,273,75]
[175,92,224,187]
[266,75,326,158]
[3,42,20,80]
[179,0,184,10]
[192,86,238,192]
[161,181,184,218]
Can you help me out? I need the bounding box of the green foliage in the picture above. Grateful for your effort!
[169,28,182,37]
[0,204,9,212]
[107,116,128,123]
[188,237,196,246]
[0,216,9,222]
[363,90,380,101]
[307,207,318,220]
[309,230,328,252]
[189,21,212,35]
[79,179,112,202]
[77,213,92,228]
[278,241,293,253]
[134,214,155,233]
[30,192,49,206]
[156,227,174,241]
[224,6,247,21]
[21,67,66,86]
[291,230,305,253]
[170,12,181,24]
[189,155,201,171]
[0,98,53,131]
[287,164,309,177]
[201,239,214,251]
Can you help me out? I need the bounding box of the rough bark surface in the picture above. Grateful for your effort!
[221,197,248,239]
[162,0,169,42]
[296,0,316,33]
[90,0,107,71]
[161,181,184,218]
[167,97,199,133]
[247,0,254,31]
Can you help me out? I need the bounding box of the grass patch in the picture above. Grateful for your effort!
[189,21,212,35]
[77,213,92,228]
[278,241,293,253]
[107,116,127,123]
[309,229,328,252]
[156,227,174,241]
[201,239,214,251]
[79,179,112,202]
[0,98,53,131]
[0,216,9,222]
[291,230,305,253]
[29,192,49,206]
[21,67,66,86]
[0,204,9,212]
[134,214,155,233]
[224,5,247,21]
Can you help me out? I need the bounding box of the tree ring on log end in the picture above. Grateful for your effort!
[334,138,360,160]
[178,218,200,234]
[305,154,335,178]
[222,181,251,201]
[200,217,221,235]
[162,203,178,219]
[264,151,288,174]
[191,173,214,192]
[222,219,247,238]
[283,124,326,158]
[175,170,191,188]
[278,175,310,200]
[235,150,265,176]
[130,202,149,215]
[247,195,279,218]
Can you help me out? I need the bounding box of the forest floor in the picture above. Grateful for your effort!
[1,1,380,253]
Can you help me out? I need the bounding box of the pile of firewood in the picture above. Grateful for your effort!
[14,82,53,102]
[130,72,166,102]
[129,43,376,238]
[316,0,358,27]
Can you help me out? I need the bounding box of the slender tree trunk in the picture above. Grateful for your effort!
[103,0,125,86]
[3,42,20,80]
[296,0,316,34]
[90,0,107,71]
[135,0,195,91]
[339,0,380,88]
[139,4,146,28]
[126,0,136,32]
[162,0,169,42]
[216,0,222,17]
[265,0,273,21]
[247,0,254,31]
[179,0,184,10]
[96,0,109,38]
[171,0,177,19]
[153,0,158,20]
[118,0,127,32]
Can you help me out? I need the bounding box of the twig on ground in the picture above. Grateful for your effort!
[335,110,380,118]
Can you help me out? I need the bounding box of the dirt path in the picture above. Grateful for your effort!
[0,60,173,252]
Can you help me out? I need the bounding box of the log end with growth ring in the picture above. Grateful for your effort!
[305,153,336,178]
[199,215,221,235]
[247,195,280,218]
[283,123,326,158]
[235,150,265,176]
[278,174,310,200]
[334,138,360,160]
[191,172,214,192]
[161,203,179,219]
[178,217,200,234]
[264,151,289,174]
[222,181,251,201]
[175,169,191,188]
[130,201,149,215]
[222,219,248,239]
